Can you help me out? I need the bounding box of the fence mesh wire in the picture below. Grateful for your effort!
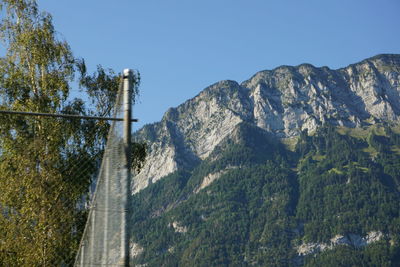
[75,80,129,266]
[0,78,131,266]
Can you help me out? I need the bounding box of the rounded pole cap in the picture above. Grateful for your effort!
[123,69,132,78]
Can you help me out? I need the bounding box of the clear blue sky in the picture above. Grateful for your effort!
[36,0,400,131]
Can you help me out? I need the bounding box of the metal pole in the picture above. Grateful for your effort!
[79,245,85,267]
[121,69,132,266]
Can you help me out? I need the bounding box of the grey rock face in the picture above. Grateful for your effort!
[133,54,400,193]
[296,231,384,257]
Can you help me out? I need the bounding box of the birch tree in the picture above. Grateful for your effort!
[0,0,142,265]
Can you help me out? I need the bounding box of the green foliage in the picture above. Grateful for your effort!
[0,0,144,265]
[0,1,80,265]
[76,60,140,117]
[130,124,298,266]
[304,241,398,267]
[296,125,400,244]
[130,123,400,266]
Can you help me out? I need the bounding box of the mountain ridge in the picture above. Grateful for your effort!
[129,54,400,266]
[133,54,400,193]
[130,122,400,266]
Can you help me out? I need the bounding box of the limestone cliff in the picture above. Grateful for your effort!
[133,54,400,192]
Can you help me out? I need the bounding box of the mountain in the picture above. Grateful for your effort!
[130,54,400,266]
[133,54,400,192]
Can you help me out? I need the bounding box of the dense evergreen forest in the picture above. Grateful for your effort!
[130,123,400,266]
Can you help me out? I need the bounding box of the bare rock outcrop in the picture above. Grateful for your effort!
[133,54,400,193]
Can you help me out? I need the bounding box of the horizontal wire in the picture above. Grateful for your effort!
[0,110,138,122]
[75,263,129,266]
[89,207,131,213]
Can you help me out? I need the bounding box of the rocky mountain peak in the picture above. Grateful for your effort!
[133,54,400,193]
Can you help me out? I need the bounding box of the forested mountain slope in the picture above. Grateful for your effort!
[130,55,400,266]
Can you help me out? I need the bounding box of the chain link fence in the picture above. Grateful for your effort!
[75,74,131,266]
[0,112,106,266]
[0,75,141,266]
